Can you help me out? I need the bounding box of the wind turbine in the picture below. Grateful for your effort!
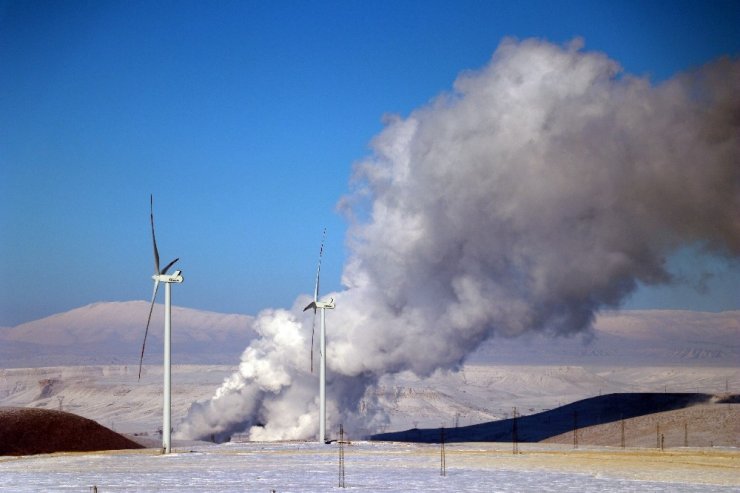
[138,194,183,454]
[304,228,334,443]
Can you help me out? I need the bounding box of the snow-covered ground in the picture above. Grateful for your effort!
[1,304,737,490]
[0,365,233,434]
[1,364,738,438]
[1,364,737,437]
[370,365,739,433]
[0,441,737,492]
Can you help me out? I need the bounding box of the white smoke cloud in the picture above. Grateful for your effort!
[177,38,740,441]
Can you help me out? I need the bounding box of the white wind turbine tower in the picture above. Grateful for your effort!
[304,228,334,444]
[138,194,183,454]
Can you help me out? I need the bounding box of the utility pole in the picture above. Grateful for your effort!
[440,427,446,477]
[573,411,578,449]
[684,422,688,448]
[338,424,346,488]
[512,407,519,455]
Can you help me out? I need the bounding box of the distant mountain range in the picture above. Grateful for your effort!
[0,301,255,367]
[0,302,738,368]
[470,309,740,367]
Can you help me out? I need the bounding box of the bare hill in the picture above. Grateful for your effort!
[372,393,739,446]
[0,407,144,456]
[544,401,740,448]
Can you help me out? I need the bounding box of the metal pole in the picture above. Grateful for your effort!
[163,281,172,454]
[573,411,578,449]
[684,422,688,448]
[339,424,346,488]
[440,427,446,476]
[512,407,519,455]
[319,306,326,443]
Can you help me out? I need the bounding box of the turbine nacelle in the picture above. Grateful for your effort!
[152,271,184,283]
[304,297,335,312]
[316,298,335,310]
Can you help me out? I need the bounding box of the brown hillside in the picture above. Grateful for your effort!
[0,407,144,456]
[543,403,739,448]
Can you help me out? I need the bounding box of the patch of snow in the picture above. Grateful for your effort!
[1,364,737,439]
[0,442,737,492]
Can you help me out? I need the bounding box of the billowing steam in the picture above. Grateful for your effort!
[177,38,740,441]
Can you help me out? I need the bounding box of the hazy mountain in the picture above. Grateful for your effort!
[0,301,255,367]
[0,302,737,368]
[470,310,740,367]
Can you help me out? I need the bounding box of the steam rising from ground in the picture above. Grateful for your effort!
[177,39,740,441]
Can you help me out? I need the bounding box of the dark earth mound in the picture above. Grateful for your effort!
[0,407,144,455]
[373,392,737,443]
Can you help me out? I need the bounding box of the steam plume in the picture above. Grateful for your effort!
[177,38,740,441]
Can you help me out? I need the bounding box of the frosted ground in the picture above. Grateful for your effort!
[1,441,738,492]
[1,306,738,490]
[1,364,738,492]
[1,364,737,436]
[1,303,737,436]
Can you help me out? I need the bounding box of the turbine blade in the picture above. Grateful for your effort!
[313,228,326,302]
[138,280,160,381]
[150,194,161,274]
[308,228,326,372]
[161,257,179,275]
[319,326,324,359]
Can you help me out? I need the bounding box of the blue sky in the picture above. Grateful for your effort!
[1,0,739,327]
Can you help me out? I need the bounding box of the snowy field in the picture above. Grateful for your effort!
[2,364,737,491]
[0,441,738,492]
[1,364,737,436]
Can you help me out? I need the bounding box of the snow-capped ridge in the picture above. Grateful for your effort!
[0,301,257,367]
[1,303,737,368]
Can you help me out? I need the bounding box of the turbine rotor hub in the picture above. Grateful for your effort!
[152,271,184,283]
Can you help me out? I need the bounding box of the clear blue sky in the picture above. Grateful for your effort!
[1,0,738,326]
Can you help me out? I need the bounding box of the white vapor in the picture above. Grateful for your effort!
[177,38,740,441]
